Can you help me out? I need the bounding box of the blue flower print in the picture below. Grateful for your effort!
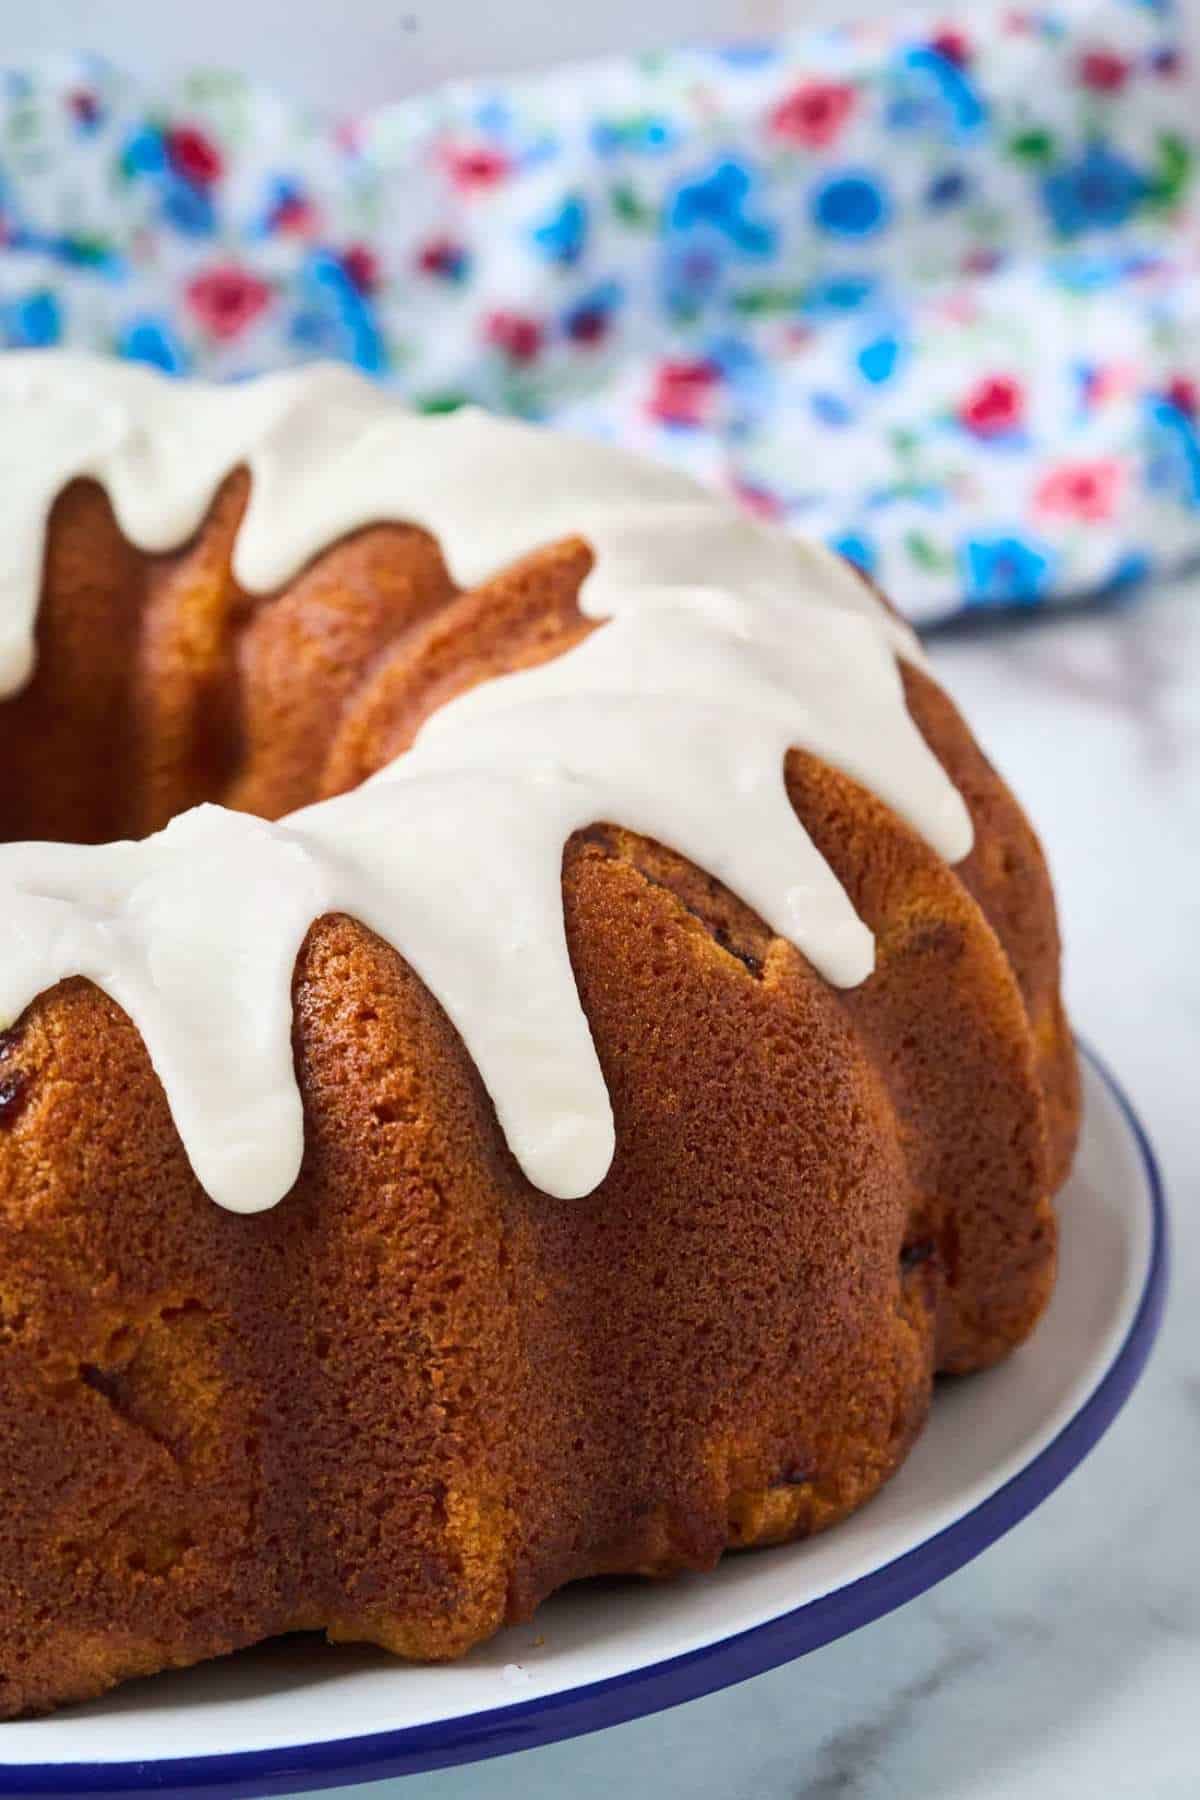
[830,530,877,574]
[1143,396,1200,508]
[886,95,928,132]
[161,173,216,236]
[856,331,905,384]
[474,96,512,136]
[1049,247,1161,292]
[121,123,167,177]
[714,42,779,68]
[2,289,61,347]
[927,168,969,208]
[661,240,724,316]
[289,249,386,375]
[706,334,765,389]
[811,172,891,240]
[812,391,855,428]
[962,534,1056,605]
[31,231,124,276]
[590,115,677,157]
[1041,143,1146,236]
[897,46,988,138]
[119,314,189,373]
[1098,549,1151,599]
[669,160,777,258]
[801,273,879,315]
[519,133,560,173]
[533,193,588,266]
[1050,251,1123,291]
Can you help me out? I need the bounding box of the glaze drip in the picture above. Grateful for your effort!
[0,353,972,1211]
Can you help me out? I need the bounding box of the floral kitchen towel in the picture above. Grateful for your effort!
[0,0,1196,621]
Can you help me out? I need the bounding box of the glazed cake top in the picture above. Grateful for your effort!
[0,354,971,1211]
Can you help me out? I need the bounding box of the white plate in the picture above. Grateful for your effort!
[0,1044,1166,1797]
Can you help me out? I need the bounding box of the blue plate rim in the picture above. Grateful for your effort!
[0,1040,1169,1799]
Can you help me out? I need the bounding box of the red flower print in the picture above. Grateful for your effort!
[186,265,272,340]
[484,310,543,364]
[1080,361,1137,409]
[937,291,978,326]
[1166,376,1197,418]
[959,374,1024,438]
[416,237,468,282]
[962,246,1006,277]
[67,88,101,127]
[1035,458,1123,522]
[930,27,971,66]
[565,306,607,345]
[273,194,318,235]
[647,359,720,428]
[342,243,381,294]
[443,145,511,191]
[768,81,856,150]
[730,477,782,521]
[1078,48,1130,92]
[167,125,223,188]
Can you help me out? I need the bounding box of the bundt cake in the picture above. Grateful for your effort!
[0,352,1079,1717]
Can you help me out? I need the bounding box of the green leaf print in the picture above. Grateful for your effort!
[1007,129,1056,165]
[1144,132,1192,211]
[416,392,472,415]
[905,530,950,571]
[611,180,656,229]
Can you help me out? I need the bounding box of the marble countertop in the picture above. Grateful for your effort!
[331,578,1199,1800]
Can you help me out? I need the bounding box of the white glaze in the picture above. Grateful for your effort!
[0,353,972,1212]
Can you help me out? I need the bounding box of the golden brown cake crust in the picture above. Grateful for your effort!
[0,480,1079,1716]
